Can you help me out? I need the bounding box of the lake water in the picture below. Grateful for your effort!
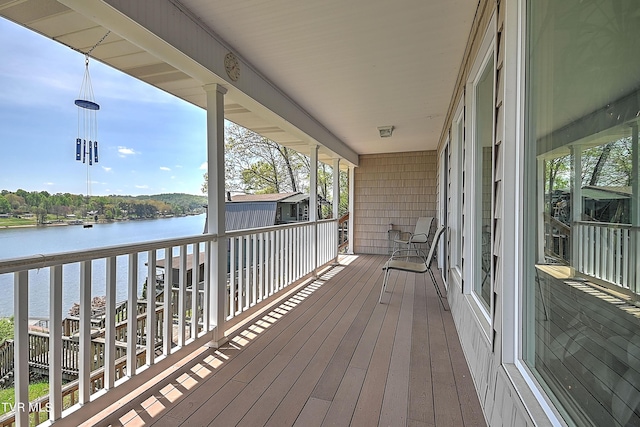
[0,215,206,318]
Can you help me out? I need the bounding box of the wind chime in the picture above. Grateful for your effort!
[75,54,99,188]
[74,31,109,227]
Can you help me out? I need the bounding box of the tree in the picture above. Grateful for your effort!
[6,193,25,212]
[36,205,47,224]
[202,123,352,219]
[0,195,10,214]
[0,317,13,344]
[224,122,309,194]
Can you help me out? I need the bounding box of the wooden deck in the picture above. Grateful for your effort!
[81,254,486,427]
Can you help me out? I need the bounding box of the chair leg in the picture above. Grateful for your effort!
[379,268,391,303]
[427,267,448,311]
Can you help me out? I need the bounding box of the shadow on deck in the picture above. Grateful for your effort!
[75,254,486,427]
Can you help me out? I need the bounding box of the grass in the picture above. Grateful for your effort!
[0,217,36,227]
[0,382,49,416]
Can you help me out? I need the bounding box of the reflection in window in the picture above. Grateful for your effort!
[525,1,640,425]
[475,56,493,309]
[451,112,464,273]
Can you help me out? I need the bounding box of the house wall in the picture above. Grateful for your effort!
[437,0,554,426]
[352,151,438,255]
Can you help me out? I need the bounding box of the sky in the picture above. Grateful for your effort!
[0,18,208,197]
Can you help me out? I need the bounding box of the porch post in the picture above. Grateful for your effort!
[332,158,340,219]
[332,158,341,262]
[571,145,582,268]
[310,144,318,272]
[348,165,355,254]
[630,124,639,292]
[631,124,639,225]
[204,83,228,346]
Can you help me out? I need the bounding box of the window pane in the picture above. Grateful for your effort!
[451,114,464,271]
[525,1,640,425]
[475,57,493,309]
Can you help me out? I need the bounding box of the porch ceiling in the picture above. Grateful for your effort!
[0,0,477,165]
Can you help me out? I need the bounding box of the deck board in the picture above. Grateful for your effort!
[409,273,435,425]
[88,254,486,427]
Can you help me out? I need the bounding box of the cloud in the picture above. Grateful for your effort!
[102,166,112,172]
[118,146,138,157]
[199,162,208,170]
[160,166,171,171]
[135,184,149,189]
[44,182,54,186]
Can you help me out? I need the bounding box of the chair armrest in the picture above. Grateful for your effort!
[389,248,427,262]
[408,232,428,243]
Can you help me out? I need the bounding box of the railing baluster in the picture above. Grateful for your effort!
[293,227,299,280]
[105,256,116,389]
[252,233,258,306]
[191,244,199,340]
[203,242,211,333]
[634,229,640,293]
[79,260,91,404]
[14,270,29,427]
[607,228,614,283]
[622,229,631,285]
[285,228,290,286]
[178,245,187,347]
[308,223,312,273]
[271,230,276,295]
[242,235,251,311]
[614,229,621,286]
[594,226,601,278]
[146,251,157,365]
[127,253,138,377]
[257,233,264,303]
[274,230,280,291]
[232,237,243,316]
[163,246,173,356]
[49,265,63,421]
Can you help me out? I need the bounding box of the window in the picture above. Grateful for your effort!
[473,56,494,310]
[524,1,640,425]
[450,103,465,278]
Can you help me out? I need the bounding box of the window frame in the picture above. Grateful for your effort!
[463,12,496,336]
[450,100,465,285]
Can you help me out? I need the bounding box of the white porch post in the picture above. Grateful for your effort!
[204,83,227,345]
[332,158,341,263]
[348,165,355,254]
[571,145,582,267]
[630,124,639,292]
[333,158,340,219]
[310,145,318,272]
[631,124,639,225]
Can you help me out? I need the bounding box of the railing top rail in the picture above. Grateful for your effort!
[224,218,337,239]
[0,232,218,274]
[575,220,639,230]
[0,219,341,274]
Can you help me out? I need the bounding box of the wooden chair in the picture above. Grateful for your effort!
[380,225,447,310]
[393,216,434,251]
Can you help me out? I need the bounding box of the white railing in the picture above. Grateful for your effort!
[224,219,337,323]
[575,221,640,294]
[0,219,338,426]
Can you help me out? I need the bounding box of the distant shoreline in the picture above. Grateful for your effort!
[0,214,203,230]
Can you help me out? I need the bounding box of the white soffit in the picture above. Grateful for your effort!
[0,0,477,162]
